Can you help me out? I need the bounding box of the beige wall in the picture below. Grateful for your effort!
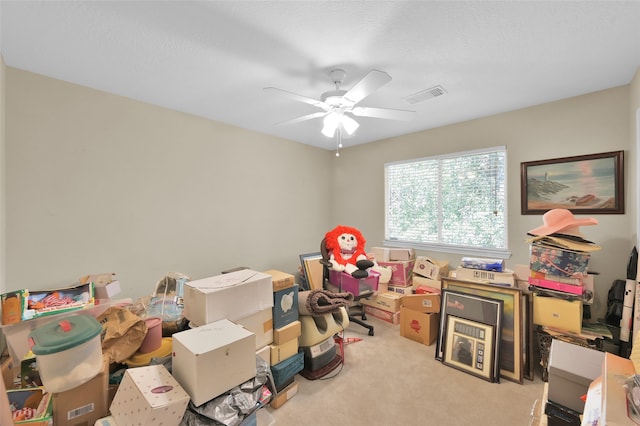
[630,67,640,259]
[4,68,334,301]
[336,85,634,320]
[0,56,5,294]
[2,66,638,321]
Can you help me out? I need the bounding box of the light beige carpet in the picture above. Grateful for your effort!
[266,315,545,426]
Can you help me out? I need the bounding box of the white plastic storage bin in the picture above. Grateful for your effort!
[29,314,103,393]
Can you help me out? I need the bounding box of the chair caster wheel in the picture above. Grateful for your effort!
[368,329,374,336]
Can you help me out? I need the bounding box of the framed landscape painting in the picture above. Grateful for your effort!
[520,150,624,215]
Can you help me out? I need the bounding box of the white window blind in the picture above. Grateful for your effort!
[385,146,508,257]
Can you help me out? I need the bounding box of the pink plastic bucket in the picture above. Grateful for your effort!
[139,317,163,353]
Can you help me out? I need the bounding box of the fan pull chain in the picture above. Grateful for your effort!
[335,127,343,157]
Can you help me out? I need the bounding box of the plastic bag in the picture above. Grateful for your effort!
[147,272,190,322]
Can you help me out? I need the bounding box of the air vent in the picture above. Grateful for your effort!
[403,85,447,105]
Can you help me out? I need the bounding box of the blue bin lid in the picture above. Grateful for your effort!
[29,315,102,355]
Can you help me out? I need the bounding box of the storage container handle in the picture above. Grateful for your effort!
[58,319,72,332]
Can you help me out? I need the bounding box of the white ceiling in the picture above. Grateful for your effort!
[1,1,639,151]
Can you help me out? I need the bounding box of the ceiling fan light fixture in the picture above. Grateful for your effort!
[321,112,341,137]
[342,114,359,135]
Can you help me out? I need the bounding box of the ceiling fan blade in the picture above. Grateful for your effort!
[343,70,392,104]
[276,111,328,126]
[264,87,330,111]
[351,106,416,121]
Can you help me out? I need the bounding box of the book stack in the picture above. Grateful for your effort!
[526,209,600,335]
[528,232,599,305]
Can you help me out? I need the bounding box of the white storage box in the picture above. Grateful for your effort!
[109,364,189,426]
[183,269,273,326]
[29,314,103,393]
[172,318,256,406]
[547,339,604,413]
[234,307,274,349]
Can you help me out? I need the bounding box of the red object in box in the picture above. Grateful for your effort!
[414,285,440,295]
[328,270,379,296]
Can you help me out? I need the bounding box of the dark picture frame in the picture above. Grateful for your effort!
[443,315,498,382]
[436,289,503,382]
[520,150,624,215]
[442,277,524,384]
[522,291,535,381]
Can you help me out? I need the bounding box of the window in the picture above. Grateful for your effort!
[384,146,508,258]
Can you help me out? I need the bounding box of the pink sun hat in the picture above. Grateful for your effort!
[528,208,598,237]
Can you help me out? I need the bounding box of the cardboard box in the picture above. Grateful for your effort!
[399,293,441,346]
[183,269,273,326]
[413,257,449,280]
[24,282,95,321]
[270,380,299,409]
[547,339,604,413]
[513,264,530,291]
[601,352,636,425]
[362,304,401,324]
[1,289,27,325]
[234,307,274,349]
[1,355,18,390]
[263,269,295,292]
[269,338,299,365]
[7,387,53,425]
[362,292,403,312]
[387,284,414,295]
[371,247,415,262]
[2,284,95,323]
[273,284,299,329]
[530,242,591,278]
[53,355,109,426]
[401,294,440,313]
[110,365,190,426]
[451,267,515,287]
[273,320,301,345]
[94,279,122,300]
[400,307,439,346]
[172,318,256,406]
[412,274,441,291]
[256,345,270,366]
[328,269,379,296]
[533,294,583,334]
[378,260,414,286]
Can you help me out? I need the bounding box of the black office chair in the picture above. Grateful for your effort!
[319,237,375,336]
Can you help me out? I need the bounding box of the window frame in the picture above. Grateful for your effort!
[383,146,510,259]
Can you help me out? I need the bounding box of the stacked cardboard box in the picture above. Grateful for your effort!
[360,292,402,325]
[527,239,597,334]
[179,270,274,409]
[263,270,303,408]
[372,246,416,290]
[411,256,449,294]
[399,293,441,346]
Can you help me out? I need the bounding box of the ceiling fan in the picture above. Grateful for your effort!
[264,69,416,139]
